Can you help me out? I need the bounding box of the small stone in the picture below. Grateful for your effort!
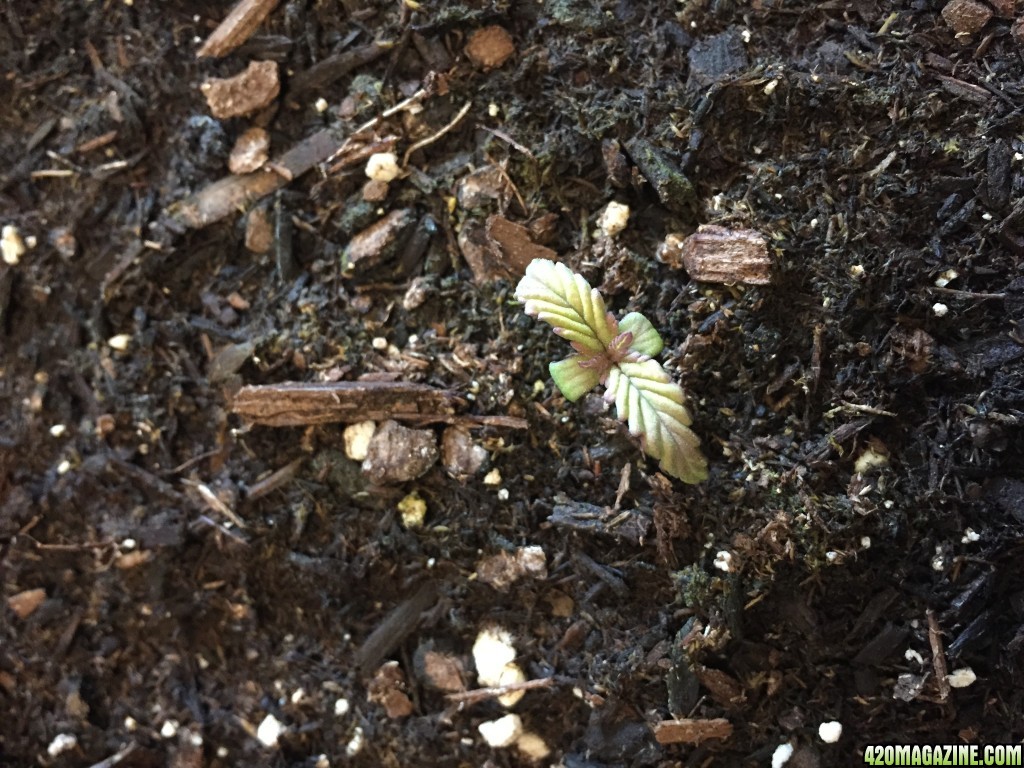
[597,201,630,237]
[516,732,551,761]
[397,491,427,528]
[46,733,78,758]
[932,302,949,317]
[7,588,46,619]
[201,60,280,119]
[941,0,992,36]
[464,26,515,69]
[365,152,401,182]
[478,714,522,748]
[108,334,132,351]
[772,743,795,768]
[256,714,284,747]
[343,421,376,462]
[361,420,438,484]
[228,127,270,174]
[2,225,26,265]
[472,626,517,687]
[947,667,977,688]
[818,721,842,743]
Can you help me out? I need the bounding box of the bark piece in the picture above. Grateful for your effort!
[201,60,280,119]
[232,381,460,426]
[624,137,696,213]
[361,419,439,484]
[659,226,771,285]
[354,582,437,674]
[343,208,416,272]
[652,718,733,745]
[460,215,557,283]
[197,0,281,58]
[228,126,270,174]
[548,501,651,545]
[941,0,993,35]
[464,26,515,69]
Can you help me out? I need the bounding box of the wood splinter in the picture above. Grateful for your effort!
[231,381,527,429]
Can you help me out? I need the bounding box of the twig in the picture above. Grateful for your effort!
[929,286,1006,300]
[927,609,951,702]
[403,100,472,165]
[197,0,281,58]
[446,676,555,706]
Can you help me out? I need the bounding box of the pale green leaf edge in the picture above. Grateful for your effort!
[605,360,709,484]
[514,259,615,353]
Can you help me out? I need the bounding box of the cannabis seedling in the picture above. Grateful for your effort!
[515,258,708,484]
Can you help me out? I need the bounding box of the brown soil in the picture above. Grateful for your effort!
[2,1,1023,766]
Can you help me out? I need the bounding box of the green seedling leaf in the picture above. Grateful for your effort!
[605,360,708,484]
[514,259,616,355]
[515,257,708,483]
[549,355,603,402]
[618,312,663,358]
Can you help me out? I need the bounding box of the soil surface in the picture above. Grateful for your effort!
[3,1,1024,766]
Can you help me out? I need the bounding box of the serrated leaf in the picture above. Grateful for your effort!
[619,312,663,357]
[514,259,616,354]
[605,360,708,484]
[549,356,602,402]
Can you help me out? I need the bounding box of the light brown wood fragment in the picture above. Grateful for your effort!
[660,225,771,285]
[652,717,733,745]
[201,60,280,119]
[197,0,281,59]
[231,381,461,426]
[7,588,46,619]
[464,26,515,69]
[941,0,992,35]
[927,609,951,702]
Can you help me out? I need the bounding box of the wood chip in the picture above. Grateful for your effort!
[197,0,281,58]
[659,225,771,284]
[7,588,46,619]
[464,26,516,69]
[941,0,992,35]
[652,718,733,745]
[232,381,461,427]
[201,60,280,119]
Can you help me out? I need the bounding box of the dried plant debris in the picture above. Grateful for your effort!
[515,259,707,483]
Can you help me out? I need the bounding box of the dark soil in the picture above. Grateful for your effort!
[3,1,1024,766]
